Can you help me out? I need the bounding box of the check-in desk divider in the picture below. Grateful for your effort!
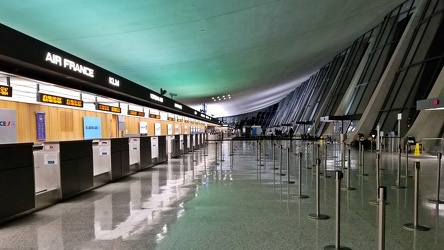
[111,138,130,181]
[0,143,35,223]
[59,140,94,199]
[158,136,168,163]
[139,136,152,169]
[183,135,189,154]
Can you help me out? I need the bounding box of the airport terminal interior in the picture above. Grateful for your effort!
[0,0,444,249]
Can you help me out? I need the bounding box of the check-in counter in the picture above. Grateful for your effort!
[128,137,140,173]
[110,138,130,181]
[0,143,34,223]
[59,140,94,199]
[92,139,111,187]
[33,142,61,209]
[140,136,152,169]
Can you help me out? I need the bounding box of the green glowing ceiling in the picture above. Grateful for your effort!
[0,0,404,116]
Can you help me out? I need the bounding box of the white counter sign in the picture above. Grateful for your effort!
[45,52,94,78]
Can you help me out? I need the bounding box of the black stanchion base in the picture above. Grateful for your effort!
[306,167,312,169]
[357,174,369,176]
[284,181,295,184]
[342,187,356,191]
[391,185,406,189]
[277,173,286,176]
[273,167,279,170]
[403,223,430,231]
[308,213,329,220]
[321,175,331,178]
[293,194,309,199]
[323,245,352,250]
[427,199,444,204]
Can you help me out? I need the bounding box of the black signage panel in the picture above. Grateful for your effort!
[96,103,121,113]
[128,110,145,117]
[37,93,83,107]
[0,85,12,97]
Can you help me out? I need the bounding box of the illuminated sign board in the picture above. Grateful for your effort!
[177,119,183,122]
[96,103,121,113]
[37,93,83,107]
[150,93,163,103]
[185,120,189,123]
[149,114,160,119]
[109,77,120,87]
[128,110,145,117]
[0,86,12,97]
[167,117,175,121]
[45,52,94,78]
[174,103,182,109]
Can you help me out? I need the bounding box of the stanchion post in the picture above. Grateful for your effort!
[220,140,224,162]
[313,144,320,175]
[295,152,309,199]
[392,146,406,189]
[324,171,350,250]
[278,145,286,176]
[306,143,312,169]
[403,162,430,231]
[428,153,444,205]
[378,186,387,250]
[343,148,355,191]
[323,143,330,178]
[215,142,218,166]
[285,148,295,184]
[369,153,382,205]
[358,144,368,176]
[312,141,316,167]
[273,143,278,170]
[308,158,329,220]
[402,144,412,178]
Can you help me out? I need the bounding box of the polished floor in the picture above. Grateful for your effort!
[0,140,443,250]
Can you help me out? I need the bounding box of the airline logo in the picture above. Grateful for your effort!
[85,126,99,129]
[0,121,14,126]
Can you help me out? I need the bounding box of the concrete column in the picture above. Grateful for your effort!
[406,65,444,140]
[345,0,427,144]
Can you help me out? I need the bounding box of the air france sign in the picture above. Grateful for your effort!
[45,52,94,78]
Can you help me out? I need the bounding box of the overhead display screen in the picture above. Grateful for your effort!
[96,103,121,113]
[37,93,83,107]
[0,86,12,97]
[128,110,145,117]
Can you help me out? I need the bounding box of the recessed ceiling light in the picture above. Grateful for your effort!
[223,97,226,99]
[223,95,225,98]
[211,97,214,99]
[229,97,231,99]
[228,94,231,97]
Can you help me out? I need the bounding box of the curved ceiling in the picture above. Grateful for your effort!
[0,0,405,117]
